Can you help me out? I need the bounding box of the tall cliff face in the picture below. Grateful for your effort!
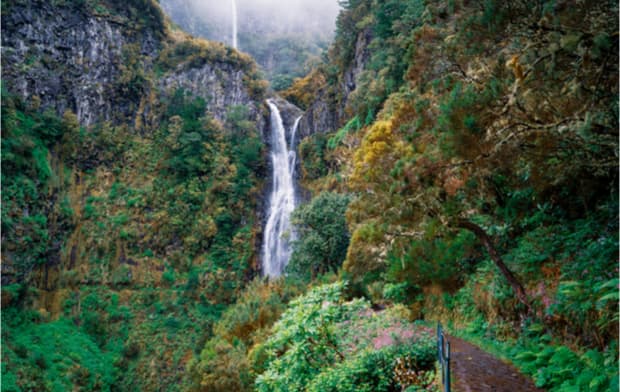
[1,0,266,130]
[2,1,161,126]
[297,28,372,139]
[160,60,264,125]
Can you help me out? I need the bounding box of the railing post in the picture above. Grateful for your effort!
[445,340,451,392]
[437,323,442,361]
[437,322,451,392]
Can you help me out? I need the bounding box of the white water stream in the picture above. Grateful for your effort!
[262,100,301,277]
[231,0,238,49]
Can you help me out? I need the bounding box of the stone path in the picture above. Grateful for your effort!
[448,336,544,392]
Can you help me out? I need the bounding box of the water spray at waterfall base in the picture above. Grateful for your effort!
[262,100,301,277]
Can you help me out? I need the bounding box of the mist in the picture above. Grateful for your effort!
[161,0,341,45]
[160,0,342,89]
[196,0,340,32]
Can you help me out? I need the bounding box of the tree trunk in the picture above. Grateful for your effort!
[457,219,531,314]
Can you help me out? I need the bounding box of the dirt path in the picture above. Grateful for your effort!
[448,336,544,392]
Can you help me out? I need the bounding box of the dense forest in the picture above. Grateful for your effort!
[1,0,618,391]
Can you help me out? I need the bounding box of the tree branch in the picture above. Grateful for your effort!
[456,219,531,315]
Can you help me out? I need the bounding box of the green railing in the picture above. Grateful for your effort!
[437,323,451,392]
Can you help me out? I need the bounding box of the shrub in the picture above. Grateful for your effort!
[306,340,436,392]
[287,193,352,279]
[299,133,330,180]
[189,279,305,390]
[254,282,438,392]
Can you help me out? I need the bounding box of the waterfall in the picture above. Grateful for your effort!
[262,100,301,277]
[231,0,238,49]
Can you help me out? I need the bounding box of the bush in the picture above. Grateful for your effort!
[306,341,436,392]
[299,133,330,180]
[287,193,352,279]
[383,282,421,304]
[1,317,117,391]
[190,279,305,391]
[254,282,438,392]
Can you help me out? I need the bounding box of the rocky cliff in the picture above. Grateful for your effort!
[297,28,372,139]
[2,0,161,126]
[160,60,264,125]
[1,0,266,130]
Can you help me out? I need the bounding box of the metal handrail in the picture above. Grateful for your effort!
[437,323,451,392]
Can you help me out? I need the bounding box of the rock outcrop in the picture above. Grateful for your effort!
[1,0,266,130]
[268,96,303,134]
[298,28,372,138]
[160,61,264,127]
[1,1,161,126]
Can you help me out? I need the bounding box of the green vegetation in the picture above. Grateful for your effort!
[287,192,351,279]
[253,282,437,392]
[280,0,618,390]
[450,318,619,392]
[298,133,330,181]
[188,278,305,391]
[1,86,266,389]
[2,84,265,390]
[2,0,618,391]
[1,0,267,384]
[428,206,619,391]
[1,308,117,392]
[1,91,77,283]
[1,284,224,391]
[327,116,360,149]
[281,68,327,110]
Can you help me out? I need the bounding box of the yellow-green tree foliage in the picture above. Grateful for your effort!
[345,119,415,277]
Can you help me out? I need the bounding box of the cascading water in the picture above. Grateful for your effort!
[262,100,301,277]
[231,0,238,49]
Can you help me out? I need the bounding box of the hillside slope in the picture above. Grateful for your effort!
[277,0,619,390]
[1,1,269,390]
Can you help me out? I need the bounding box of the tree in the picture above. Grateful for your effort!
[343,0,618,317]
[163,91,220,178]
[345,115,533,312]
[287,193,351,279]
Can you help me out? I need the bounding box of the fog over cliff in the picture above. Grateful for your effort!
[162,0,340,42]
[160,0,342,89]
